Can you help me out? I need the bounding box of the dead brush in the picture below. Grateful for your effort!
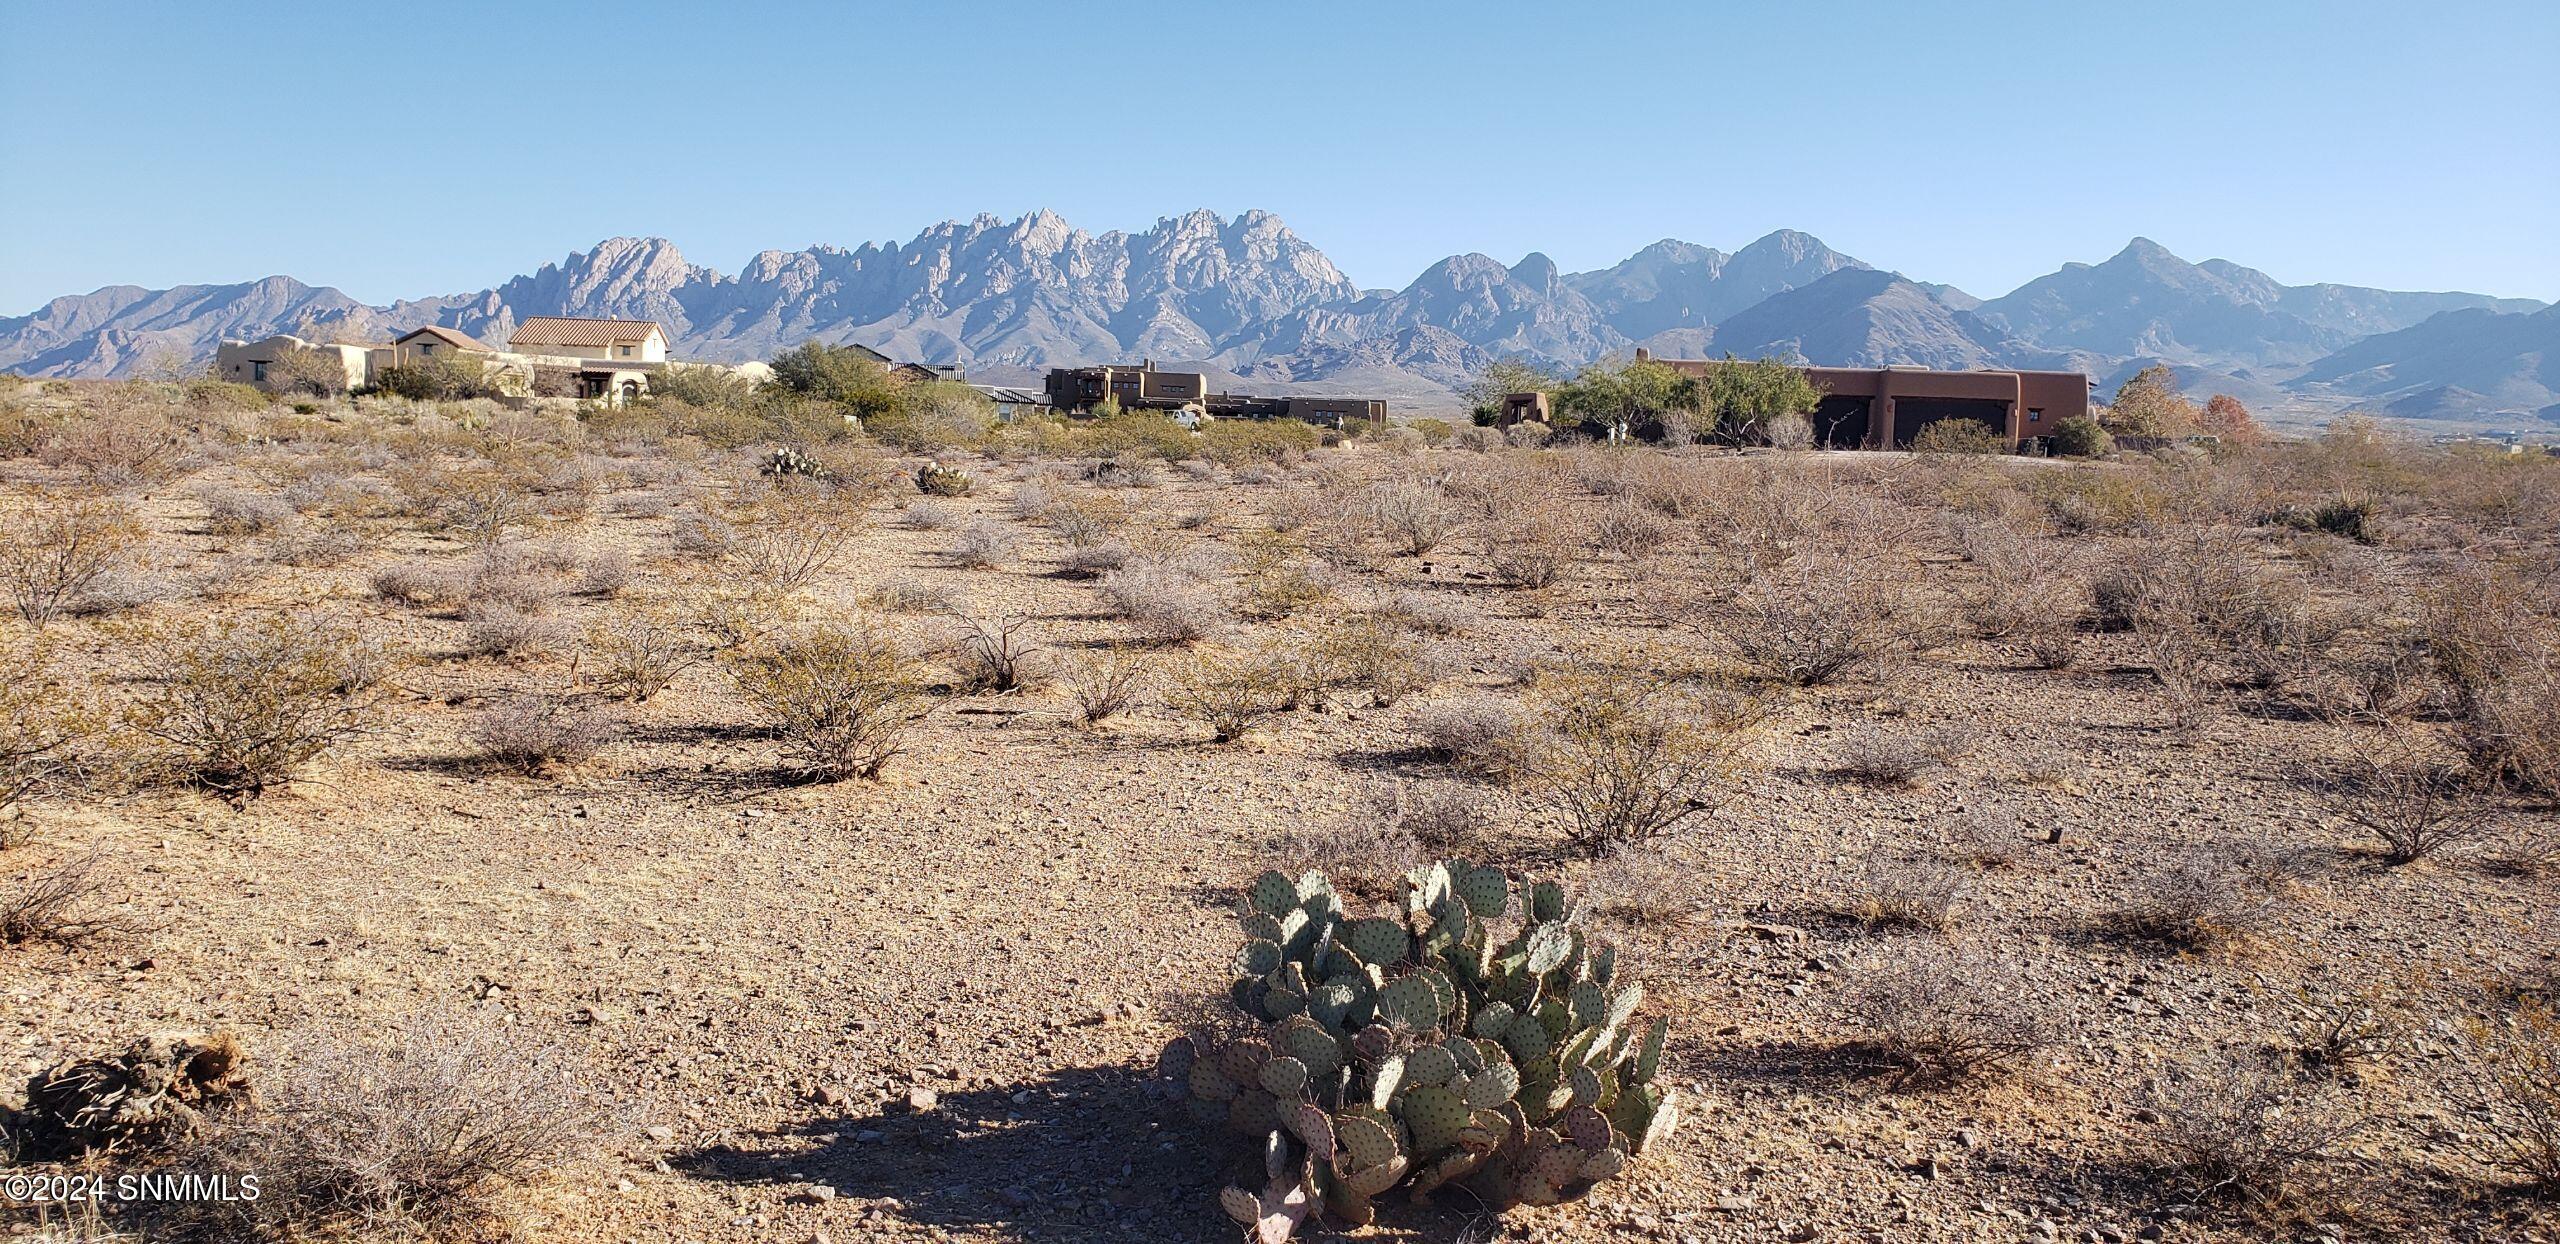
[1830,723,1970,787]
[1412,693,1527,780]
[467,698,619,775]
[1840,854,1972,931]
[1838,943,2053,1087]
[1099,560,1233,644]
[2134,1050,2372,1227]
[1363,473,1463,556]
[950,519,1019,569]
[2,851,124,948]
[1164,645,1289,743]
[3,649,93,821]
[2278,981,2398,1079]
[726,621,928,781]
[583,609,702,701]
[1519,669,1763,855]
[1583,841,1703,926]
[2107,842,2288,949]
[1701,549,1934,686]
[1060,646,1147,725]
[955,614,1045,692]
[2450,999,2560,1194]
[171,1012,613,1238]
[2308,739,2500,865]
[1946,800,2030,868]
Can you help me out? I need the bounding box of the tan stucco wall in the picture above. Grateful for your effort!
[213,335,370,393]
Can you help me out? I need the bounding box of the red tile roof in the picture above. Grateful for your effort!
[394,325,487,351]
[507,317,665,348]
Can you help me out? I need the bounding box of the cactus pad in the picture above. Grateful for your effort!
[1260,1056,1310,1097]
[1276,1018,1342,1081]
[1570,981,1607,1029]
[1463,1059,1520,1108]
[1456,864,1510,916]
[1250,870,1299,915]
[1632,1015,1667,1084]
[1285,1101,1335,1160]
[1472,1000,1516,1040]
[1524,923,1573,975]
[1405,1043,1457,1087]
[1237,938,1284,978]
[1188,1059,1239,1102]
[1377,975,1440,1031]
[1346,917,1407,968]
[1220,1185,1261,1225]
[1397,1084,1469,1154]
[1335,1113,1401,1170]
[1529,879,1566,922]
[1558,1104,1612,1151]
[1342,1154,1407,1198]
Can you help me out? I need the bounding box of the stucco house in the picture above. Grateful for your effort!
[508,318,667,364]
[213,334,378,393]
[217,316,722,405]
[392,324,488,366]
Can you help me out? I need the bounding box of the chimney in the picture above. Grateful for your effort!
[1634,347,1652,362]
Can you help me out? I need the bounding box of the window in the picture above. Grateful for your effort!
[251,361,267,382]
[420,343,434,355]
[618,345,632,358]
[2028,408,2043,422]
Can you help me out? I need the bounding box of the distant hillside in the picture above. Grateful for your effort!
[2,212,2546,420]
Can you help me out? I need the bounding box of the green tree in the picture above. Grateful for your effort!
[2103,365,2199,438]
[1552,358,1691,437]
[768,341,903,421]
[2050,416,2113,458]
[1461,360,1562,422]
[1686,356,1821,443]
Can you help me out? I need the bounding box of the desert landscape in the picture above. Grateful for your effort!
[1,367,2555,1244]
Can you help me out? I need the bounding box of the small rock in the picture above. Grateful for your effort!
[904,1086,940,1113]
[644,1124,676,1143]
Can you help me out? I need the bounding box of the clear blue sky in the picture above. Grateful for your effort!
[3,0,2554,313]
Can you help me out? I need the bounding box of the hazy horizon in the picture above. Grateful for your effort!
[3,0,2555,312]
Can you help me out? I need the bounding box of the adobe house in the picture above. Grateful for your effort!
[391,324,488,366]
[1629,350,2091,449]
[1500,391,1553,426]
[213,334,378,393]
[1045,360,1207,412]
[505,317,670,403]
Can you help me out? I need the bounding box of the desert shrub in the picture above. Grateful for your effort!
[460,601,567,661]
[2049,416,2112,458]
[1169,859,1679,1230]
[2452,1000,2560,1193]
[1413,693,1526,779]
[1831,723,1969,786]
[1100,561,1233,644]
[2279,981,2397,1078]
[467,697,618,774]
[727,621,927,781]
[369,354,503,401]
[949,519,1019,569]
[263,522,362,569]
[2135,617,2217,733]
[1710,551,1931,686]
[1838,944,2051,1087]
[177,1014,611,1237]
[1584,841,1704,925]
[2310,741,2499,865]
[2109,842,2286,948]
[122,614,391,799]
[1198,418,1319,467]
[1061,647,1147,725]
[0,489,146,627]
[200,488,294,536]
[1841,854,1972,931]
[2135,1050,2370,1226]
[368,563,457,608]
[954,614,1044,692]
[728,488,868,592]
[860,576,959,615]
[1909,419,2007,456]
[584,610,701,701]
[38,406,188,487]
[1946,800,2029,869]
[578,548,632,596]
[1,851,121,948]
[902,500,956,530]
[1165,645,1289,742]
[1484,521,1582,591]
[1319,617,1435,707]
[1058,539,1131,578]
[2,648,91,822]
[2034,467,2167,533]
[1520,671,1761,854]
[645,362,760,409]
[1505,419,1553,448]
[684,581,802,650]
[1235,531,1334,619]
[1368,588,1480,637]
[1364,473,1462,555]
[1267,811,1424,899]
[1592,501,1672,562]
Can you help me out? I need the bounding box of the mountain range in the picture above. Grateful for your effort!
[3,209,2550,424]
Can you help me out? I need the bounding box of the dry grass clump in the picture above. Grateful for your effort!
[1362,472,1463,555]
[1413,693,1526,779]
[584,609,703,701]
[1060,647,1147,725]
[467,697,619,775]
[173,1014,611,1239]
[1366,588,1481,636]
[121,614,393,799]
[1483,519,1583,591]
[1100,558,1234,644]
[2107,842,2288,949]
[1830,723,1969,787]
[37,404,189,488]
[369,562,457,608]
[1945,800,2029,869]
[727,621,928,782]
[2,851,123,948]
[861,576,960,615]
[954,614,1044,692]
[1838,944,2053,1087]
[460,600,569,661]
[1583,841,1703,926]
[950,519,1020,569]
[0,488,146,627]
[200,487,293,536]
[1269,812,1424,899]
[2451,1000,2560,1193]
[264,522,363,568]
[577,548,632,597]
[2421,567,2560,795]
[2309,738,2500,865]
[1314,616,1439,707]
[1840,854,1972,931]
[1519,670,1762,854]
[2133,1050,2370,1227]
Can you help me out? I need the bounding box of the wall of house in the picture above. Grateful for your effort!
[213,335,370,393]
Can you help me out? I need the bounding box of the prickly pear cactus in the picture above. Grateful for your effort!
[759,446,831,480]
[1163,861,1678,1240]
[913,461,973,496]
